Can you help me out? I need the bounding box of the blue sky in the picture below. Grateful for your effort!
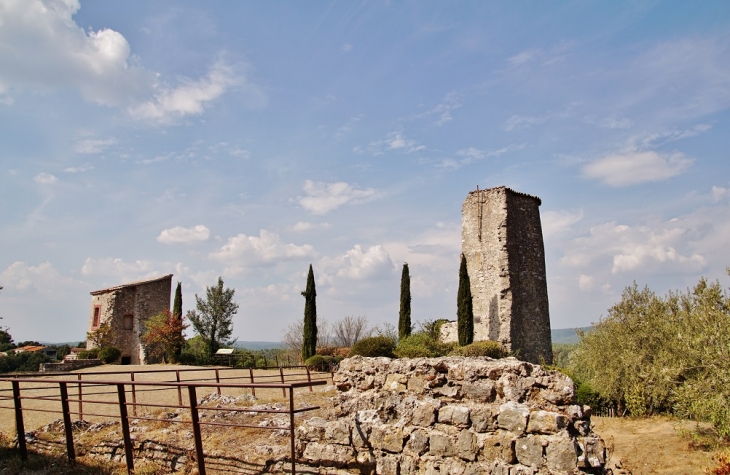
[1,0,729,343]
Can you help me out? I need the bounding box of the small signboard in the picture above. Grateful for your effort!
[215,348,235,355]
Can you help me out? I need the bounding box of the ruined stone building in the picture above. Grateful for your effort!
[87,275,172,365]
[442,187,553,364]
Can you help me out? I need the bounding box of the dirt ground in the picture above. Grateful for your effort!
[594,415,724,474]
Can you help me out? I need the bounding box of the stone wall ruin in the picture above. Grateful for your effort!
[294,356,606,474]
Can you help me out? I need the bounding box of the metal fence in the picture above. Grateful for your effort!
[0,367,332,474]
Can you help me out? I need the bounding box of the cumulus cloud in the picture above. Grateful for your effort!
[33,172,57,184]
[561,221,706,275]
[582,150,692,186]
[298,180,379,215]
[209,230,315,266]
[63,164,94,173]
[74,137,117,154]
[157,225,211,245]
[578,274,595,292]
[319,245,394,282]
[81,257,156,278]
[0,1,258,123]
[0,261,84,293]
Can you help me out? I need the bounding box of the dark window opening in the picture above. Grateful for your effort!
[123,314,134,330]
[121,356,131,365]
[92,306,101,329]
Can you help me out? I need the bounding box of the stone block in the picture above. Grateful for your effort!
[462,380,497,402]
[412,400,438,427]
[470,406,498,433]
[406,428,429,455]
[497,401,530,434]
[371,425,404,453]
[429,430,457,457]
[385,373,407,393]
[458,429,478,461]
[302,442,355,467]
[577,437,606,468]
[546,436,577,472]
[375,453,400,475]
[325,420,351,445]
[439,405,471,427]
[478,431,515,463]
[297,417,328,441]
[515,435,543,467]
[526,410,567,435]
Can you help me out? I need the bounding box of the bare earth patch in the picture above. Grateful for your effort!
[594,415,722,474]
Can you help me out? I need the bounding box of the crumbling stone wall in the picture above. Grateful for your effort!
[87,275,172,365]
[441,187,552,364]
[295,356,606,474]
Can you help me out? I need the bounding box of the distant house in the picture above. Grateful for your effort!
[64,347,86,361]
[15,345,58,360]
[87,274,173,365]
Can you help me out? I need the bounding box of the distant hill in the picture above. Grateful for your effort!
[233,341,284,350]
[551,327,592,345]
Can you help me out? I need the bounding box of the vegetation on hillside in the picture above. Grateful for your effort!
[563,271,730,438]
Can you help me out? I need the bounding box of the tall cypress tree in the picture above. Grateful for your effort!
[457,254,474,346]
[301,264,318,361]
[399,263,411,340]
[171,282,183,362]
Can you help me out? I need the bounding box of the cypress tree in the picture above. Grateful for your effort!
[457,253,474,346]
[171,282,183,362]
[398,263,411,340]
[301,264,318,361]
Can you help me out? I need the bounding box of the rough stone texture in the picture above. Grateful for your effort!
[87,275,172,365]
[440,187,552,365]
[296,356,606,474]
[40,359,102,372]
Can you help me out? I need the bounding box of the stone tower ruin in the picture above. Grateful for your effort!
[442,186,552,364]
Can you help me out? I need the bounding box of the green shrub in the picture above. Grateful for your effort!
[98,347,121,364]
[79,348,99,360]
[450,341,508,358]
[305,354,334,371]
[394,333,454,358]
[349,336,396,358]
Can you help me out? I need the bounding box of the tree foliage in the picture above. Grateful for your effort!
[86,321,113,349]
[570,273,730,437]
[187,277,239,359]
[301,264,318,361]
[457,254,474,346]
[399,263,412,340]
[142,309,188,363]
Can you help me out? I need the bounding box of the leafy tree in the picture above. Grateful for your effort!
[301,264,318,361]
[86,321,113,349]
[171,282,184,362]
[457,253,474,346]
[399,263,412,340]
[0,328,15,352]
[187,277,239,359]
[142,309,189,363]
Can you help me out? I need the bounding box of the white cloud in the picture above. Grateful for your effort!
[74,138,116,154]
[0,1,258,122]
[711,186,728,202]
[362,130,425,155]
[561,221,706,276]
[319,244,394,282]
[157,225,211,245]
[63,164,94,173]
[292,221,332,232]
[578,274,594,292]
[542,209,583,239]
[81,257,156,278]
[209,230,315,266]
[582,150,692,186]
[440,144,525,169]
[0,261,84,293]
[508,49,541,66]
[33,172,57,184]
[298,180,379,215]
[414,92,462,126]
[127,61,244,124]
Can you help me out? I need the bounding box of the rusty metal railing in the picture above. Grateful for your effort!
[0,375,327,474]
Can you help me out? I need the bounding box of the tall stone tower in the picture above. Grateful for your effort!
[459,186,552,364]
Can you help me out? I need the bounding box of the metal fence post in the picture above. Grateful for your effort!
[305,366,313,392]
[279,367,286,397]
[187,386,206,475]
[215,369,221,396]
[77,373,83,421]
[130,372,137,417]
[176,370,183,406]
[58,382,76,461]
[248,367,256,397]
[116,384,134,474]
[11,380,27,461]
[289,386,296,475]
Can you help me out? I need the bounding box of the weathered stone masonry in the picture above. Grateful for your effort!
[442,187,552,365]
[294,356,606,474]
[87,275,172,365]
